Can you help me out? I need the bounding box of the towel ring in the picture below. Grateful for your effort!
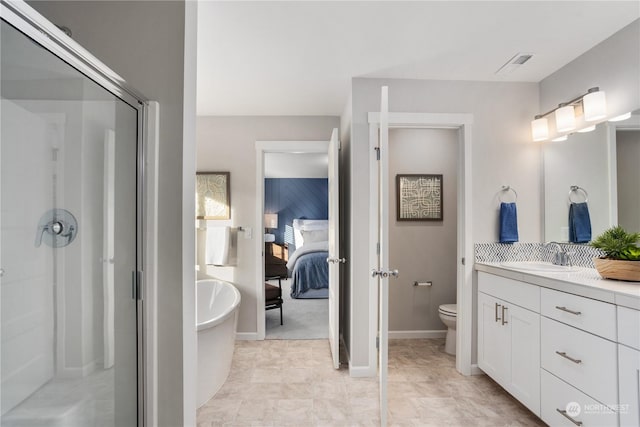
[568,185,588,203]
[499,185,518,203]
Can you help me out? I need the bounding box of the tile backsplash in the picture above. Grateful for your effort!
[474,242,604,268]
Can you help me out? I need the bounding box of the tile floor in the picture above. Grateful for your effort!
[197,338,545,427]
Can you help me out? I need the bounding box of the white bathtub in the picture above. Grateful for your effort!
[196,279,241,408]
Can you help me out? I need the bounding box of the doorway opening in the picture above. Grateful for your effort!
[368,105,474,424]
[263,152,330,339]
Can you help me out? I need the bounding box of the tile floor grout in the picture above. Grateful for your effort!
[197,338,544,427]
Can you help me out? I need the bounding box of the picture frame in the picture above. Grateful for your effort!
[396,174,443,221]
[196,172,230,220]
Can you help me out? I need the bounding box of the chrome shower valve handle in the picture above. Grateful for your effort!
[35,209,78,248]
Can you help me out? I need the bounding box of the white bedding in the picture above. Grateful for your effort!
[286,240,329,271]
[292,219,328,248]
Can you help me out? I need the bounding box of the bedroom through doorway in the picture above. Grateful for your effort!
[263,151,330,340]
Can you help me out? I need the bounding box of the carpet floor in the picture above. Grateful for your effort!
[265,278,329,340]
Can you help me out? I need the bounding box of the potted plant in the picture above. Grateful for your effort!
[591,226,640,281]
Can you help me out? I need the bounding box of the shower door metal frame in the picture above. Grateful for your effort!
[1,1,151,425]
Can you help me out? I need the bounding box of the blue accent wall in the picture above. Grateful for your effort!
[264,178,328,246]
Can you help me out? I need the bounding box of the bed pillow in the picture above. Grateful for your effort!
[301,228,328,244]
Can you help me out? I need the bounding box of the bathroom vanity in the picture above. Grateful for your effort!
[475,262,640,427]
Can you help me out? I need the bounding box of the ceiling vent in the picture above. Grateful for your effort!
[495,52,534,75]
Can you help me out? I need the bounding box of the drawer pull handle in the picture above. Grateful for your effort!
[556,409,583,426]
[495,302,501,322]
[556,351,582,364]
[501,305,508,325]
[555,306,582,316]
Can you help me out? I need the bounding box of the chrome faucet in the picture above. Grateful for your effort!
[544,242,572,266]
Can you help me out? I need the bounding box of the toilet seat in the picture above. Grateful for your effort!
[439,304,457,316]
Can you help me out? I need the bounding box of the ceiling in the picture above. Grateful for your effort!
[197,1,639,116]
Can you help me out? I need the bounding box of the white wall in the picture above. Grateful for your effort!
[196,116,339,335]
[388,128,458,333]
[28,2,189,424]
[265,153,328,178]
[540,19,640,125]
[347,78,540,370]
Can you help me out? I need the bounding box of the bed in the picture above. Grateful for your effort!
[286,219,329,299]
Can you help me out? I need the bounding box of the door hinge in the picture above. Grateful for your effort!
[376,242,380,255]
[376,336,379,349]
[374,147,380,160]
[132,270,143,301]
[461,257,466,265]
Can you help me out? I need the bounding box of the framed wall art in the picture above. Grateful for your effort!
[196,172,230,220]
[396,174,443,221]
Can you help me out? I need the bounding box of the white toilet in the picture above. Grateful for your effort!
[438,304,457,355]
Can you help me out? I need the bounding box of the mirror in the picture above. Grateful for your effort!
[543,110,640,242]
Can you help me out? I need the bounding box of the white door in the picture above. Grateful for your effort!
[373,86,399,426]
[327,128,342,370]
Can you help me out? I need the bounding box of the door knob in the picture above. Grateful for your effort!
[371,269,399,278]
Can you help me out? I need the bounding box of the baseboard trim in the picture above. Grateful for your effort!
[388,330,447,339]
[348,362,376,378]
[235,332,259,341]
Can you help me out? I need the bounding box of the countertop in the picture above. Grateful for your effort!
[475,262,640,310]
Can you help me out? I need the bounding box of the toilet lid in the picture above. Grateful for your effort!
[439,304,457,315]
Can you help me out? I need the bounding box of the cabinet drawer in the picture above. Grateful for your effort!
[541,369,618,427]
[478,272,540,312]
[541,287,616,340]
[618,306,640,350]
[541,317,617,406]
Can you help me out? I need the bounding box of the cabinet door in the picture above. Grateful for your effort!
[478,292,510,385]
[619,345,640,427]
[508,303,541,416]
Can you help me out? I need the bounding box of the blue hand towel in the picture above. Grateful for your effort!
[569,202,591,243]
[499,202,519,243]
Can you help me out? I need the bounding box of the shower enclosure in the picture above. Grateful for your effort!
[1,3,145,425]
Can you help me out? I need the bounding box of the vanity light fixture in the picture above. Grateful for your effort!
[577,125,596,133]
[583,88,607,121]
[551,135,568,142]
[530,87,607,141]
[531,117,549,141]
[555,105,576,132]
[609,112,632,122]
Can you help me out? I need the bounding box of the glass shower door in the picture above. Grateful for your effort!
[1,17,141,426]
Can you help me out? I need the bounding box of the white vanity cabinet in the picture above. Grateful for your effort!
[618,306,640,427]
[477,265,640,427]
[477,272,540,415]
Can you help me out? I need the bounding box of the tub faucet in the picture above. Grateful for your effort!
[544,242,572,266]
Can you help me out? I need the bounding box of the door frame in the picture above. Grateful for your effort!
[254,140,330,340]
[367,112,475,376]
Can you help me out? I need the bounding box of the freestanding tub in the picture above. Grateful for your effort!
[196,279,241,408]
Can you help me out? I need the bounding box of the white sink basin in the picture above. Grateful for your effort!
[500,261,578,273]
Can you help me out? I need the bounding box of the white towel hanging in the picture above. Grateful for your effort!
[205,226,238,266]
